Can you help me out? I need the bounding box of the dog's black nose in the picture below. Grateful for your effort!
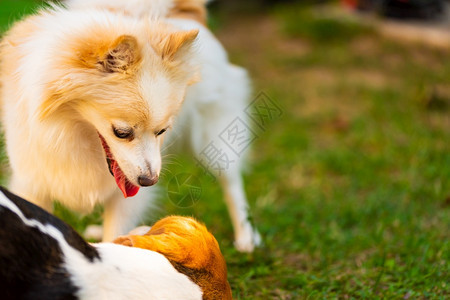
[138,175,159,187]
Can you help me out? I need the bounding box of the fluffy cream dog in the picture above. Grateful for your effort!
[0,0,260,251]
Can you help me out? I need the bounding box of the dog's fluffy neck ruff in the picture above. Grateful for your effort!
[0,188,203,299]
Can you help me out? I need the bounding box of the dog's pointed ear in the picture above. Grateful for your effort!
[78,35,141,73]
[97,35,140,73]
[156,29,199,61]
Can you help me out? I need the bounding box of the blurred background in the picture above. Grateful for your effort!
[0,0,449,298]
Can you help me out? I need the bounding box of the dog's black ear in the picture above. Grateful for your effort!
[97,35,141,73]
[155,29,199,62]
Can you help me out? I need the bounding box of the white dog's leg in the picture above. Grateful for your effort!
[83,224,103,241]
[219,169,261,253]
[189,135,261,252]
[102,188,156,242]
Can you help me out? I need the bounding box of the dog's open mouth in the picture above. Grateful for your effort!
[98,134,140,198]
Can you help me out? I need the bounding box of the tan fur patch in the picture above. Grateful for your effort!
[37,27,149,121]
[77,34,142,73]
[156,29,199,61]
[98,35,141,73]
[169,0,208,26]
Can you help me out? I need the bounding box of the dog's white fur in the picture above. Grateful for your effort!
[0,191,203,299]
[1,0,260,252]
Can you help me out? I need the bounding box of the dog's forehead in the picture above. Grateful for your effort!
[138,70,185,126]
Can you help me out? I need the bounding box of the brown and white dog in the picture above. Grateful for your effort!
[0,187,231,299]
[0,0,260,252]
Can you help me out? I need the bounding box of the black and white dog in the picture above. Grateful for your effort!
[0,187,231,300]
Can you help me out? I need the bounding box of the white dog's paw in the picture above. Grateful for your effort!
[84,224,103,241]
[234,227,262,253]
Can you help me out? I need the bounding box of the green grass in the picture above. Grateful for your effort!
[1,1,449,298]
[275,4,374,44]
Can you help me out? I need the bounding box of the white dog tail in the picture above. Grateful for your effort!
[65,0,213,25]
[169,0,212,25]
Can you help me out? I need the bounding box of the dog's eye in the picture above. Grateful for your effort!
[156,128,167,136]
[113,127,134,140]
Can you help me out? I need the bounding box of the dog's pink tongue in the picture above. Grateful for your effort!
[110,160,140,198]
